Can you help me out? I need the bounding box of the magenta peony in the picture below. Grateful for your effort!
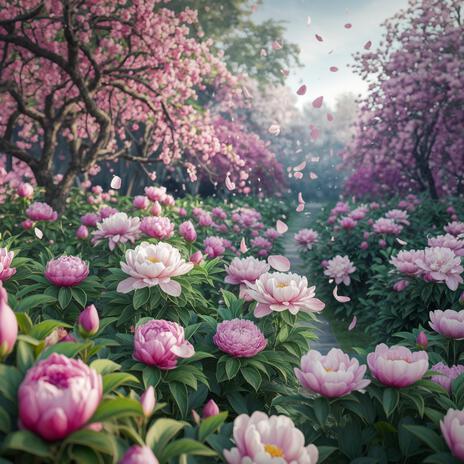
[294,229,319,250]
[224,411,318,464]
[245,272,325,318]
[367,343,428,388]
[17,182,34,198]
[140,216,174,240]
[18,353,102,440]
[202,399,220,418]
[295,348,370,398]
[203,236,226,258]
[179,221,197,242]
[0,284,17,359]
[213,319,267,358]
[45,256,89,287]
[133,195,149,210]
[441,409,464,461]
[81,213,99,227]
[92,212,141,250]
[429,309,464,339]
[431,362,464,392]
[339,216,357,230]
[117,242,193,297]
[78,304,99,336]
[145,186,167,203]
[133,319,194,370]
[0,248,16,281]
[324,255,356,286]
[75,225,89,240]
[119,445,159,464]
[26,201,58,222]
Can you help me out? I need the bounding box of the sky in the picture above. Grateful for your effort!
[252,0,409,109]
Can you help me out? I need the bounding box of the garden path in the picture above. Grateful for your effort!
[283,204,339,354]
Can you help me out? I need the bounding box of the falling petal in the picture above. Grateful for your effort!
[329,66,338,72]
[34,227,43,239]
[364,40,372,50]
[276,220,288,234]
[240,238,248,253]
[268,124,281,136]
[296,203,305,213]
[242,86,252,99]
[149,172,157,181]
[272,41,282,50]
[296,84,307,96]
[293,161,307,171]
[310,156,320,162]
[260,48,267,57]
[348,316,357,331]
[329,278,334,284]
[225,176,236,191]
[110,175,122,190]
[327,113,334,122]
[315,34,323,42]
[294,172,303,180]
[312,96,324,108]
[280,68,289,77]
[268,255,291,272]
[298,192,304,203]
[344,23,352,29]
[396,238,407,246]
[310,126,320,141]
[333,286,351,303]
[307,16,311,26]
[309,172,318,180]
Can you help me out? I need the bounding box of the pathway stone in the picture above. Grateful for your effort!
[283,204,338,354]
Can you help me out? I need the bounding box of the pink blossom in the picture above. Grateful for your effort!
[444,221,464,237]
[133,319,194,370]
[0,248,16,281]
[75,225,89,240]
[428,234,464,256]
[0,284,17,359]
[179,221,197,242]
[225,257,270,285]
[251,236,272,250]
[246,272,325,318]
[145,186,167,203]
[120,446,159,464]
[117,242,193,297]
[295,348,370,398]
[441,409,464,461]
[390,250,424,276]
[360,241,369,250]
[429,309,464,339]
[81,213,99,227]
[45,256,89,287]
[367,343,428,387]
[92,212,141,250]
[21,219,33,230]
[212,207,227,220]
[161,194,175,207]
[393,279,409,292]
[140,386,156,417]
[204,236,226,258]
[324,255,356,286]
[213,319,267,358]
[349,206,368,220]
[151,201,162,216]
[140,216,174,240]
[385,209,410,225]
[339,216,357,230]
[17,182,34,198]
[224,411,318,464]
[133,195,149,210]
[177,207,187,217]
[202,399,220,418]
[198,213,214,227]
[264,228,281,240]
[190,251,203,265]
[372,218,403,235]
[79,305,99,336]
[431,362,464,392]
[415,247,463,290]
[294,229,319,250]
[26,202,58,222]
[416,331,428,349]
[18,353,102,441]
[98,206,118,219]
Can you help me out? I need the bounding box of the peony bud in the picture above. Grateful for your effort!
[179,221,197,242]
[359,241,369,250]
[190,251,203,265]
[202,399,220,418]
[416,331,428,350]
[17,182,34,199]
[0,284,17,359]
[393,280,409,292]
[75,225,89,239]
[21,219,34,230]
[151,201,162,216]
[79,304,99,336]
[140,386,156,417]
[191,409,201,425]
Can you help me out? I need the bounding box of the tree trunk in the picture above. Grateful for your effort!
[40,167,78,214]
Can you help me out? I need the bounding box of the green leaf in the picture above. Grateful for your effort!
[0,365,23,401]
[225,357,240,380]
[198,411,228,442]
[161,438,217,461]
[168,382,189,418]
[423,452,461,464]
[146,418,188,451]
[16,339,35,373]
[91,398,143,423]
[38,342,87,360]
[90,359,121,375]
[58,287,72,309]
[15,294,57,312]
[221,290,237,309]
[64,429,117,455]
[241,367,262,391]
[382,388,399,417]
[68,446,101,464]
[312,397,330,426]
[404,425,445,452]
[29,320,72,340]
[103,372,139,393]
[133,287,150,310]
[317,446,338,463]
[0,407,11,434]
[71,287,88,308]
[3,430,51,458]
[143,366,162,388]
[15,312,33,334]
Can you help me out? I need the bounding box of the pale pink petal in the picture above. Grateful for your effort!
[110,175,122,189]
[117,277,139,293]
[396,238,407,246]
[296,203,305,212]
[268,124,281,135]
[364,40,372,50]
[34,227,43,239]
[240,238,248,254]
[159,280,182,297]
[348,316,357,331]
[268,255,291,272]
[344,23,352,29]
[327,113,334,122]
[333,286,351,303]
[296,84,307,95]
[307,16,311,26]
[294,172,303,180]
[329,66,338,72]
[272,41,282,50]
[312,96,324,108]
[309,172,318,180]
[276,220,288,234]
[294,161,306,171]
[298,192,304,203]
[225,176,236,191]
[171,342,194,358]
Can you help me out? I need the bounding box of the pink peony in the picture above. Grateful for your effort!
[79,304,99,336]
[372,218,403,235]
[251,236,272,250]
[120,446,159,464]
[428,234,464,257]
[385,209,410,225]
[0,284,17,358]
[431,362,464,392]
[198,212,214,227]
[213,319,267,358]
[98,206,118,219]
[92,212,141,250]
[415,247,463,291]
[294,229,319,250]
[145,186,166,202]
[245,272,325,318]
[441,409,464,461]
[190,251,203,265]
[390,250,424,276]
[202,399,220,418]
[444,221,464,237]
[367,343,428,388]
[81,213,99,227]
[45,256,89,287]
[133,319,194,370]
[224,411,318,464]
[393,279,409,292]
[117,242,193,297]
[150,201,162,216]
[179,221,197,242]
[225,257,270,285]
[429,309,464,339]
[204,236,226,258]
[264,228,281,240]
[0,248,16,281]
[75,225,89,239]
[26,202,58,222]
[133,195,149,210]
[295,348,370,398]
[324,255,356,285]
[17,182,34,198]
[18,353,102,440]
[140,216,174,240]
[339,216,357,230]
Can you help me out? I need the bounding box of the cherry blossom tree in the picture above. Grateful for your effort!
[343,0,464,199]
[0,0,240,211]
